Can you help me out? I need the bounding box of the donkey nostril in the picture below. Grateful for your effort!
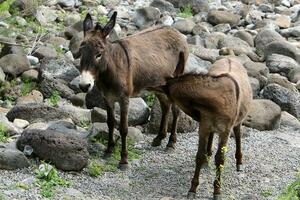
[79,83,91,92]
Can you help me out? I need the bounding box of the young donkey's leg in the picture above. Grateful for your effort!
[233,123,243,171]
[104,99,116,157]
[166,104,181,149]
[213,130,230,200]
[188,122,210,199]
[119,97,129,170]
[152,94,171,147]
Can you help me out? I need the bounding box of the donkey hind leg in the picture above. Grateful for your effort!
[104,99,116,158]
[213,131,230,200]
[204,132,214,165]
[152,94,171,147]
[233,123,243,171]
[118,97,129,170]
[166,104,181,150]
[187,123,210,199]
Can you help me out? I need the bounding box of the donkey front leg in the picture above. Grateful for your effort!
[104,99,116,157]
[233,123,243,171]
[166,104,181,150]
[118,97,129,170]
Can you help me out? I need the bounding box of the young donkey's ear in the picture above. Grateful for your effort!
[102,11,117,38]
[83,13,93,36]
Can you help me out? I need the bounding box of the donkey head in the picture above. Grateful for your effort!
[78,12,117,92]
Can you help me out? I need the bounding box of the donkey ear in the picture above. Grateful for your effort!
[102,11,117,37]
[83,13,93,36]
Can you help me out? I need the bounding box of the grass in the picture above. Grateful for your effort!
[0,123,9,143]
[87,160,117,177]
[35,163,70,198]
[79,118,91,130]
[261,189,273,198]
[177,5,193,18]
[98,15,108,25]
[145,94,155,108]
[20,79,36,96]
[48,91,60,107]
[278,174,300,200]
[0,0,15,13]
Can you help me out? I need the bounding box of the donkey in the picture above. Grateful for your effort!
[78,12,189,169]
[159,58,252,199]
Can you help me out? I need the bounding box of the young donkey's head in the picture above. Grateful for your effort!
[78,12,117,92]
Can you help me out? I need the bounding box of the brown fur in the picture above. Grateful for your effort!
[163,58,252,198]
[80,13,189,168]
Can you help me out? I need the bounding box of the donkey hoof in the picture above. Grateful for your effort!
[237,164,243,172]
[151,138,162,147]
[118,163,130,171]
[187,192,196,199]
[213,194,222,200]
[165,146,175,153]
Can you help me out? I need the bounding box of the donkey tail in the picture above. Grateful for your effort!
[173,51,186,77]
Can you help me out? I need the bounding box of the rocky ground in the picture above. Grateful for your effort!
[0,125,300,200]
[1,0,300,199]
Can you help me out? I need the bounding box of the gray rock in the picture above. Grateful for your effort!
[275,15,291,28]
[58,0,79,7]
[0,68,4,84]
[133,7,161,28]
[0,113,23,136]
[213,23,231,33]
[264,41,300,63]
[16,90,43,105]
[13,119,29,129]
[88,122,119,141]
[6,104,72,124]
[249,77,260,98]
[159,15,174,26]
[280,26,300,37]
[172,19,195,34]
[64,13,81,27]
[69,32,83,57]
[47,120,87,138]
[91,107,108,123]
[35,6,58,26]
[85,86,106,109]
[261,83,300,118]
[243,99,281,131]
[21,69,39,82]
[47,37,69,49]
[173,0,208,12]
[218,36,253,55]
[280,111,300,129]
[64,188,85,200]
[33,46,57,60]
[288,68,300,83]
[184,53,211,74]
[207,10,240,27]
[0,54,30,77]
[147,98,198,133]
[69,93,86,107]
[0,44,26,57]
[189,45,220,63]
[267,73,299,93]
[150,0,175,13]
[258,4,273,12]
[204,32,226,49]
[115,98,150,126]
[0,148,30,170]
[39,58,79,83]
[57,100,91,124]
[254,29,284,54]
[39,76,74,99]
[234,30,254,47]
[192,23,211,36]
[17,129,89,171]
[266,54,299,76]
[26,55,39,65]
[128,127,144,143]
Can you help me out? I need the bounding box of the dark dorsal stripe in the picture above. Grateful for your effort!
[115,40,130,69]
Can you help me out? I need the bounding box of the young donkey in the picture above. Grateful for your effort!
[78,12,189,169]
[160,58,252,199]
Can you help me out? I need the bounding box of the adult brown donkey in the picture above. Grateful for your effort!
[78,12,189,169]
[159,58,252,199]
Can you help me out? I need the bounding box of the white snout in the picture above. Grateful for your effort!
[79,70,95,92]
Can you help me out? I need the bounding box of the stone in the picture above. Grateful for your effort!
[177,0,209,13]
[0,68,4,84]
[13,119,29,129]
[207,10,240,27]
[280,26,300,37]
[15,16,27,26]
[147,98,198,134]
[58,0,79,7]
[254,29,284,54]
[64,188,85,199]
[64,13,81,27]
[16,90,43,105]
[275,15,291,28]
[280,111,300,129]
[47,37,69,49]
[6,104,72,124]
[128,127,144,143]
[213,23,231,33]
[0,113,22,136]
[244,61,269,87]
[17,129,89,171]
[88,122,119,141]
[33,46,57,60]
[184,53,211,74]
[133,7,161,28]
[91,107,108,123]
[288,68,300,83]
[266,54,300,76]
[218,36,253,55]
[115,98,150,126]
[85,86,106,109]
[69,93,86,107]
[0,44,26,57]
[192,23,211,36]
[261,83,300,118]
[26,55,39,65]
[35,6,58,26]
[39,58,80,83]
[0,148,30,170]
[189,45,220,63]
[243,99,281,131]
[21,69,39,82]
[150,0,176,13]
[159,15,174,26]
[204,32,227,49]
[0,54,30,77]
[234,30,254,47]
[249,77,260,97]
[172,19,195,34]
[39,76,74,99]
[267,74,299,93]
[264,41,300,63]
[69,32,83,57]
[57,100,91,124]
[47,120,87,138]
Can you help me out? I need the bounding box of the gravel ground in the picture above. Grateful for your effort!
[0,125,299,200]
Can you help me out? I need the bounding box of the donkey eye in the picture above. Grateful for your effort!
[95,53,102,59]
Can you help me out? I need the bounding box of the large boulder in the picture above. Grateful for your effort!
[39,58,80,83]
[280,111,300,129]
[254,29,285,54]
[0,54,30,77]
[189,45,219,63]
[6,104,72,124]
[146,98,198,133]
[243,61,269,87]
[0,68,5,84]
[207,10,240,27]
[234,30,254,47]
[267,74,299,93]
[16,90,44,105]
[261,84,300,118]
[266,54,300,76]
[33,46,57,60]
[133,7,161,28]
[172,19,195,34]
[150,0,175,13]
[166,0,208,12]
[243,99,281,131]
[184,53,211,74]
[17,129,89,171]
[0,148,30,170]
[288,68,300,83]
[264,41,300,63]
[85,86,106,109]
[39,76,74,99]
[0,113,23,136]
